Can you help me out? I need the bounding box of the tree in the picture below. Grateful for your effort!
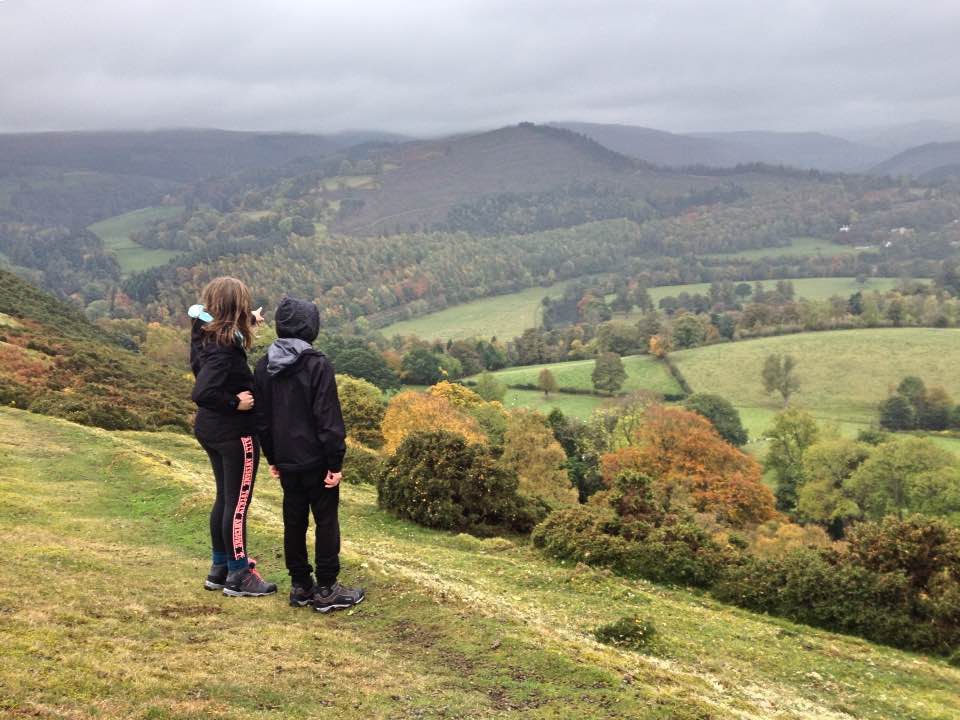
[400,347,444,385]
[796,438,870,534]
[538,368,558,396]
[499,410,578,510]
[334,345,401,391]
[428,380,485,409]
[762,354,800,406]
[336,375,386,448]
[474,371,507,402]
[734,282,753,299]
[602,405,777,527]
[671,314,707,349]
[381,391,485,453]
[683,393,748,446]
[846,437,957,520]
[764,408,819,513]
[596,322,640,355]
[897,376,927,409]
[879,394,917,431]
[919,386,953,430]
[447,340,484,376]
[592,352,627,395]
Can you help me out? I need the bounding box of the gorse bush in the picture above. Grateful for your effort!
[341,439,381,485]
[377,430,544,535]
[593,616,657,652]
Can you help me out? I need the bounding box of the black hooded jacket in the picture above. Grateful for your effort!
[254,297,346,473]
[190,319,256,442]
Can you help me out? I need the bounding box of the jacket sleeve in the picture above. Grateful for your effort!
[191,349,241,412]
[312,359,347,472]
[253,359,275,466]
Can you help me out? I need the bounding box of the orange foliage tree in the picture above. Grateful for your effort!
[600,405,777,527]
[381,390,485,454]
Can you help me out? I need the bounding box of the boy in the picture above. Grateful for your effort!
[254,296,364,612]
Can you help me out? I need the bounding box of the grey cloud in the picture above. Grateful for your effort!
[1,0,959,135]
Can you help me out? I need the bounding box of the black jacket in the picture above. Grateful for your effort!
[190,319,256,443]
[254,297,346,473]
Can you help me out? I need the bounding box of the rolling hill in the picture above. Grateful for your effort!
[3,406,958,719]
[0,268,193,430]
[870,141,960,181]
[554,122,883,172]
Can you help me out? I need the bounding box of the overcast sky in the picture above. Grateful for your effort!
[2,0,959,136]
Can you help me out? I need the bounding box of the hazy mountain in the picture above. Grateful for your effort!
[554,122,882,172]
[837,120,960,154]
[870,141,960,180]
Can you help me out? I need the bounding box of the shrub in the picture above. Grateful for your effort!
[500,409,578,510]
[337,374,386,448]
[341,438,381,484]
[381,390,485,454]
[377,430,541,534]
[593,616,657,651]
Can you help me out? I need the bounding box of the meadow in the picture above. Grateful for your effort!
[380,283,570,342]
[88,205,184,274]
[646,276,914,306]
[3,407,958,719]
[699,236,860,260]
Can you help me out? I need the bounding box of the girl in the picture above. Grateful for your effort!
[190,276,276,597]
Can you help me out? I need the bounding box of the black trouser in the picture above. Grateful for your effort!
[280,469,340,588]
[200,435,259,571]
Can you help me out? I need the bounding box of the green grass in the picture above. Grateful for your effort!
[499,388,605,420]
[700,237,860,261]
[380,283,571,342]
[673,328,960,454]
[470,355,681,397]
[2,408,959,719]
[645,276,916,306]
[88,205,184,274]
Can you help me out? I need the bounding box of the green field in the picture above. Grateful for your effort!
[3,408,958,719]
[88,205,184,274]
[380,283,570,341]
[646,276,915,305]
[499,388,605,419]
[700,237,859,261]
[673,328,960,451]
[471,355,681,397]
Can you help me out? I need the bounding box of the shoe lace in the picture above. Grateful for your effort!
[248,565,265,582]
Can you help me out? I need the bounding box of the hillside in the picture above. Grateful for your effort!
[3,407,958,719]
[870,141,960,180]
[0,268,193,430]
[554,122,882,171]
[331,123,725,234]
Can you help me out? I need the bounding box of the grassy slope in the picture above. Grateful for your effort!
[699,237,859,260]
[673,328,960,452]
[88,205,184,274]
[472,355,681,396]
[2,408,959,720]
[646,277,912,306]
[380,283,570,342]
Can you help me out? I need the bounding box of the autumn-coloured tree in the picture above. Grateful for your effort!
[500,409,578,510]
[601,405,777,527]
[381,390,485,454]
[428,380,485,409]
[337,374,386,448]
[537,368,558,396]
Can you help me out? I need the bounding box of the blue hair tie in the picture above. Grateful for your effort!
[188,304,214,323]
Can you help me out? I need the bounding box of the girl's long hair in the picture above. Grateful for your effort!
[199,276,254,350]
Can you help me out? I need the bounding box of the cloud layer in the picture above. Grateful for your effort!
[2,0,959,134]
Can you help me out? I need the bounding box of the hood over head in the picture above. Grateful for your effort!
[275,296,320,343]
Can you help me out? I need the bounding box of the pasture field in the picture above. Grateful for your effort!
[700,236,859,260]
[380,283,570,342]
[88,205,184,274]
[3,407,958,719]
[499,387,605,419]
[470,355,682,397]
[646,276,916,306]
[673,328,960,452]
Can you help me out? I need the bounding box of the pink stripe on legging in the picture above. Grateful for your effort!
[232,436,255,560]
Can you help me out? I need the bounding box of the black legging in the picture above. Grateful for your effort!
[200,435,259,568]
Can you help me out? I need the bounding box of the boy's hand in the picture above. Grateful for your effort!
[236,391,254,411]
[324,470,342,488]
[269,465,280,479]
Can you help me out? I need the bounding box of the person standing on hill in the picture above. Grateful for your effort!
[190,276,277,598]
[254,296,364,613]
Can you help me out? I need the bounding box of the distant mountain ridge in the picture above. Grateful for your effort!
[553,121,885,171]
[870,141,960,180]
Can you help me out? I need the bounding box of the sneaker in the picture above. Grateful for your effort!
[205,559,258,591]
[312,582,365,613]
[204,563,228,591]
[289,583,318,608]
[223,564,277,597]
